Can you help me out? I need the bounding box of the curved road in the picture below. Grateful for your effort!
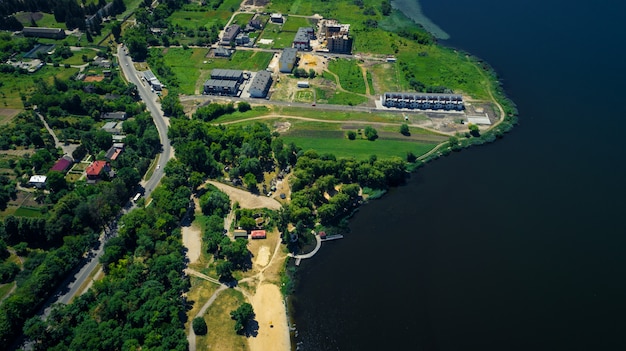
[44,45,174,310]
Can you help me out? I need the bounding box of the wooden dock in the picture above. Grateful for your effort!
[321,234,344,242]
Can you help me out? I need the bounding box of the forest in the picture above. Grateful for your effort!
[0,64,159,345]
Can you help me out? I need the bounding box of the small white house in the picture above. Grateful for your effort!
[29,175,47,188]
[297,81,309,88]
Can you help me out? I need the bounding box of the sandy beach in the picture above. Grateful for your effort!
[247,284,290,351]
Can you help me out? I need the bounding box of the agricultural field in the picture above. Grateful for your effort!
[171,0,241,29]
[230,13,255,27]
[156,48,273,94]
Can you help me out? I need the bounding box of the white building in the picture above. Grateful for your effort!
[29,175,47,188]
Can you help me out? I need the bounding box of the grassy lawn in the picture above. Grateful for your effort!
[199,288,250,351]
[0,65,78,109]
[257,22,296,49]
[0,282,15,301]
[325,90,368,106]
[282,130,436,160]
[369,62,406,93]
[366,71,375,95]
[294,89,314,103]
[15,12,65,29]
[282,16,311,32]
[326,59,366,94]
[157,48,273,94]
[230,13,254,27]
[61,49,96,65]
[14,206,43,217]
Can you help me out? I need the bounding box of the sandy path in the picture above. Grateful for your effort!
[182,223,202,264]
[207,181,281,210]
[247,284,290,351]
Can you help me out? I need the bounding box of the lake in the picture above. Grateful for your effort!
[291,0,626,350]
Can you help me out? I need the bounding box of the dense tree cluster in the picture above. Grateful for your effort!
[0,66,159,345]
[22,163,191,350]
[286,150,406,228]
[168,119,283,182]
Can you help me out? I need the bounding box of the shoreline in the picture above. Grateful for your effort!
[391,0,450,39]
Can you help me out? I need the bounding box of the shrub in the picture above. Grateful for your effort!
[192,317,208,335]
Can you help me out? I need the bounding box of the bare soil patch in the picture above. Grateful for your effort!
[207,181,281,210]
[0,109,21,124]
[84,76,104,82]
[182,222,202,264]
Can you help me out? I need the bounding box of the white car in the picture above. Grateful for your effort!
[156,165,160,169]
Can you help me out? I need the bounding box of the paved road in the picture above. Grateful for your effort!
[42,45,174,311]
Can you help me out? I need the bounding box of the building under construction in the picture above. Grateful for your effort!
[320,20,352,54]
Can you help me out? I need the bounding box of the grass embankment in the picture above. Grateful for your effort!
[155,48,273,94]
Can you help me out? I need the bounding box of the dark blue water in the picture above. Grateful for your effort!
[292,0,626,350]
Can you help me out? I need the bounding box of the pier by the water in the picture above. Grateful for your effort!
[289,234,344,266]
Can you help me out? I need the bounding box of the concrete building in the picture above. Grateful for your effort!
[234,229,248,239]
[203,79,240,96]
[214,47,233,57]
[249,70,273,98]
[235,33,250,46]
[321,20,353,54]
[221,24,241,44]
[381,92,464,110]
[247,18,263,31]
[22,27,66,39]
[270,13,283,23]
[210,69,244,83]
[28,175,47,188]
[102,121,123,134]
[143,70,163,91]
[293,27,314,50]
[279,48,298,73]
[102,111,127,120]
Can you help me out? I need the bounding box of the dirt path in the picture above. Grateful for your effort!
[187,284,228,351]
[207,181,281,210]
[218,113,451,138]
[36,112,78,156]
[468,56,506,126]
[360,64,371,96]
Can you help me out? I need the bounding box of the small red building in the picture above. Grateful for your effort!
[319,231,327,239]
[86,160,108,180]
[250,230,266,239]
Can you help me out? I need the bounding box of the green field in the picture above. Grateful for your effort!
[282,16,311,32]
[325,90,368,106]
[0,65,78,109]
[157,48,273,94]
[230,13,255,27]
[170,0,241,29]
[369,62,406,92]
[282,130,436,160]
[327,58,366,94]
[14,206,43,217]
[294,89,314,103]
[257,23,296,49]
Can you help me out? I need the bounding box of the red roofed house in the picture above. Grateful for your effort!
[86,160,110,180]
[250,230,266,239]
[50,155,73,173]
